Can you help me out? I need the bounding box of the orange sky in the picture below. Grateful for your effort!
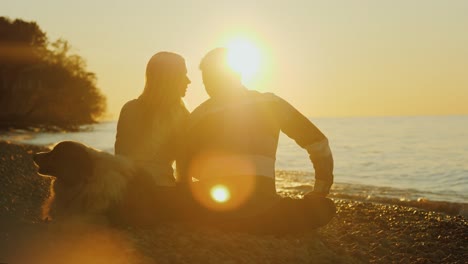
[4,0,468,118]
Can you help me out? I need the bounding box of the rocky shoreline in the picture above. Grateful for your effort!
[0,141,466,263]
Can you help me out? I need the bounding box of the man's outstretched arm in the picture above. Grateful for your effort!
[304,138,334,196]
[274,95,334,196]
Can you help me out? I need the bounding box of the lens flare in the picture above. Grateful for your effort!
[210,185,230,203]
[187,151,257,211]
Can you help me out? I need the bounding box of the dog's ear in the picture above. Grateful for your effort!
[51,141,94,184]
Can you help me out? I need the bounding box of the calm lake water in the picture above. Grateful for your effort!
[2,115,467,204]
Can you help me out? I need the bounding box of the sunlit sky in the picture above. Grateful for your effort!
[4,0,468,118]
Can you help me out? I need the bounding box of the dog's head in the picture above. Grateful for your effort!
[34,141,136,221]
[34,141,93,184]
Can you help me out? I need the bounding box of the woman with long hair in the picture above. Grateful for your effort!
[115,52,190,186]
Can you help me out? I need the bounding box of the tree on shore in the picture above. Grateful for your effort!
[0,17,106,129]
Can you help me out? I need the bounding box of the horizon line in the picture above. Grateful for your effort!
[98,113,468,122]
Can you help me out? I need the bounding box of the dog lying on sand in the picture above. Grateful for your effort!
[33,141,180,226]
[33,141,336,232]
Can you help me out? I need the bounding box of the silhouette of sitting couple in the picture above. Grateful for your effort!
[115,48,335,233]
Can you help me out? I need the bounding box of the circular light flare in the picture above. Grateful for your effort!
[226,38,261,83]
[210,185,230,203]
[187,151,257,211]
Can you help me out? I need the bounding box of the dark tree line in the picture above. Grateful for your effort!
[0,17,106,130]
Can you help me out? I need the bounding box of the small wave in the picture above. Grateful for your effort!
[276,170,468,216]
[279,185,468,217]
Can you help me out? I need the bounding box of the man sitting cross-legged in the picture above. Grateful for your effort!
[175,48,336,233]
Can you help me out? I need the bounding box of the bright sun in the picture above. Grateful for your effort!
[226,38,261,84]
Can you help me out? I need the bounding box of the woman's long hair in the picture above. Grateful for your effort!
[138,52,189,156]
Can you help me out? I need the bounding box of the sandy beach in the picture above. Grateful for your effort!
[0,141,466,263]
